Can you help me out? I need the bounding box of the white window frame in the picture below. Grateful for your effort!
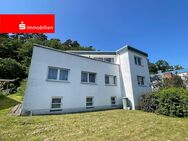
[105,75,117,86]
[59,68,69,81]
[47,66,70,82]
[111,96,116,106]
[137,76,145,86]
[81,71,96,84]
[50,97,63,111]
[47,67,58,80]
[93,57,114,63]
[134,56,142,66]
[86,97,94,108]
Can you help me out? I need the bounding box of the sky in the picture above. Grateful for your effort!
[0,0,188,67]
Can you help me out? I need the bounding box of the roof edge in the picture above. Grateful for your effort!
[116,45,148,57]
[33,44,119,66]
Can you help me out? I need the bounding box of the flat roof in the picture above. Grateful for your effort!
[163,68,188,74]
[67,45,148,57]
[66,50,117,55]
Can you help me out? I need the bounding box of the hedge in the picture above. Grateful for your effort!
[140,88,188,117]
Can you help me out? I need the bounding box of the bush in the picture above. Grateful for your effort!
[140,88,188,117]
[156,88,188,117]
[140,92,158,112]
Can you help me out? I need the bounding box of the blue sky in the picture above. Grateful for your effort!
[0,0,188,67]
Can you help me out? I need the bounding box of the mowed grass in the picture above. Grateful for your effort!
[0,94,188,141]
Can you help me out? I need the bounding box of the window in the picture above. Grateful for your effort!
[59,69,69,81]
[81,72,96,83]
[134,56,142,66]
[89,73,96,83]
[86,97,94,108]
[105,75,117,85]
[105,75,110,84]
[137,76,145,86]
[51,97,62,109]
[48,67,58,80]
[104,58,114,63]
[93,57,103,61]
[111,97,116,105]
[93,57,114,63]
[47,67,69,81]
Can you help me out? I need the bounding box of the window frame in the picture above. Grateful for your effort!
[50,97,63,111]
[105,75,117,86]
[86,96,94,108]
[47,67,58,80]
[81,71,97,84]
[47,66,70,82]
[137,76,145,86]
[59,68,69,81]
[134,56,142,66]
[111,96,116,106]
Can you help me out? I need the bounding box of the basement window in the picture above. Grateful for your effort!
[86,97,94,108]
[51,97,62,111]
[111,96,116,105]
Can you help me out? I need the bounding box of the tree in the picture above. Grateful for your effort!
[174,65,184,70]
[72,41,80,48]
[46,38,62,49]
[63,39,72,47]
[163,75,185,88]
[155,60,171,72]
[148,62,158,74]
[0,58,26,79]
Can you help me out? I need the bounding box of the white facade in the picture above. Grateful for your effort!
[23,44,151,115]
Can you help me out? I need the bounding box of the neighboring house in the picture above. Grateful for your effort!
[164,69,188,88]
[150,73,163,91]
[151,69,188,90]
[22,44,151,115]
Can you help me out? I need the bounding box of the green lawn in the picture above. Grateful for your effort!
[0,94,188,141]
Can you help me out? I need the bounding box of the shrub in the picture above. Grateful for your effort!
[140,92,159,112]
[156,88,188,117]
[140,88,188,117]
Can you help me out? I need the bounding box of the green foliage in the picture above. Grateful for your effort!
[174,65,184,70]
[156,88,188,117]
[148,60,184,74]
[148,62,158,74]
[164,75,185,88]
[140,92,159,112]
[155,60,172,72]
[0,34,95,81]
[0,91,4,99]
[0,58,26,79]
[141,88,188,117]
[17,79,27,97]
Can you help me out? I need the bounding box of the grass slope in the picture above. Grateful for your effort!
[0,94,188,141]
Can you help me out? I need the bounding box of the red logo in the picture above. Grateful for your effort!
[0,14,55,33]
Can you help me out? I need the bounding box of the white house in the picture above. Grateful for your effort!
[22,44,151,115]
